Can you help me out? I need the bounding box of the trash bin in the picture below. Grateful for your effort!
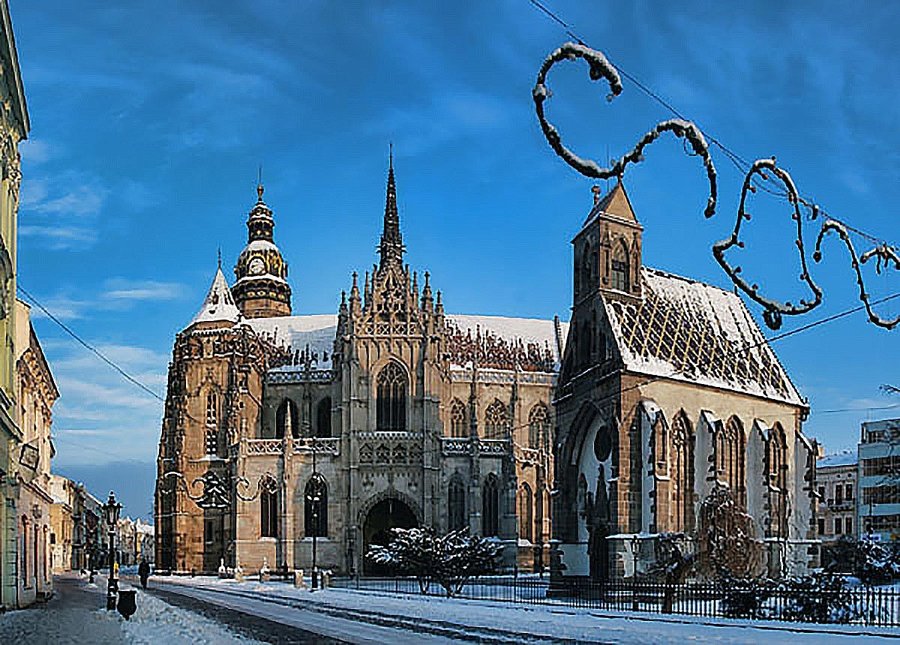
[117,589,137,620]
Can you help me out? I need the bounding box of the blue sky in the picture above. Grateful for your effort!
[12,1,898,518]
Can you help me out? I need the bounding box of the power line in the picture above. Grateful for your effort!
[18,284,165,402]
[527,0,894,248]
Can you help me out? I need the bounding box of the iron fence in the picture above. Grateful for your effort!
[330,575,900,627]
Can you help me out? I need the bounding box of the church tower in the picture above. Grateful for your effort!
[232,184,292,318]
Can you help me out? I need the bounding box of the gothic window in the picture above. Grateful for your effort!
[275,399,299,439]
[717,416,746,507]
[316,397,332,438]
[260,488,278,538]
[448,476,466,532]
[205,391,218,455]
[377,362,407,431]
[671,412,694,533]
[528,403,550,450]
[610,240,630,292]
[768,423,788,537]
[304,474,328,538]
[518,483,533,542]
[484,400,508,440]
[450,398,467,438]
[206,391,217,425]
[580,243,592,295]
[483,474,500,537]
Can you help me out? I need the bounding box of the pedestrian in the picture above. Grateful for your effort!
[138,558,150,589]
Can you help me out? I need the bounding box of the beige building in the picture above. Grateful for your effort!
[13,300,59,605]
[552,182,818,581]
[49,474,75,574]
[816,451,857,542]
[156,158,560,575]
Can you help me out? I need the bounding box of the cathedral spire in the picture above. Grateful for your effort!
[378,146,405,269]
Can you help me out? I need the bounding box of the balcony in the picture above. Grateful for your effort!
[244,437,340,457]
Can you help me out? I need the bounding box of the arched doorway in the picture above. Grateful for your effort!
[362,497,418,576]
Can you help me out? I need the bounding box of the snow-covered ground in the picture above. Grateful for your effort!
[150,574,900,644]
[0,574,263,645]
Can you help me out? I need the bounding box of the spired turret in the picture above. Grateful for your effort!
[232,184,292,318]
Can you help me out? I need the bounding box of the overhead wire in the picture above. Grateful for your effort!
[527,0,895,248]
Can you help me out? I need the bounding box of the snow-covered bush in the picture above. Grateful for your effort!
[778,572,859,624]
[366,527,501,597]
[718,575,773,620]
[823,536,900,585]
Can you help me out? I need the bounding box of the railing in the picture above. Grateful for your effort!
[331,576,900,628]
[244,438,340,456]
[293,437,340,456]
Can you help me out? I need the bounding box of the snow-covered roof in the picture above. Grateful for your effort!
[818,449,857,468]
[446,314,568,372]
[245,314,337,370]
[187,268,242,328]
[238,239,281,255]
[603,267,803,406]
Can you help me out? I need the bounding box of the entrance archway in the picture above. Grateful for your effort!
[362,497,418,575]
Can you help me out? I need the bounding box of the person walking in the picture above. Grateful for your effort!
[138,558,150,589]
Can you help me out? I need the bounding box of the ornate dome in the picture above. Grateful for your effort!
[232,184,292,318]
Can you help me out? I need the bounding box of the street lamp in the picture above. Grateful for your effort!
[104,491,122,610]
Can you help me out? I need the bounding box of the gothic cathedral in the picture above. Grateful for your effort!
[155,155,560,575]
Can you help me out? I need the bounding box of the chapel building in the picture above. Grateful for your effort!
[552,182,818,582]
[155,156,560,575]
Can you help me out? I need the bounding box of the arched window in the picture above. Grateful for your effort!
[483,474,500,537]
[484,400,508,440]
[718,417,746,507]
[450,399,467,438]
[671,412,694,533]
[260,485,278,538]
[316,397,332,438]
[276,399,299,439]
[304,474,328,538]
[518,483,533,542]
[610,240,630,292]
[377,362,407,431]
[580,243,593,294]
[768,423,788,537]
[528,403,550,450]
[205,391,218,455]
[448,476,467,532]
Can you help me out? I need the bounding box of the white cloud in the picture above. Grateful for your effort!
[103,279,186,302]
[19,139,54,165]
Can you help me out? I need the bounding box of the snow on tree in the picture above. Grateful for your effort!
[697,484,761,578]
[366,527,501,597]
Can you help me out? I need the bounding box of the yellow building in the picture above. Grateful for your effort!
[0,0,29,610]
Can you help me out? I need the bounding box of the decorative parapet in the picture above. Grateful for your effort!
[439,437,511,456]
[293,437,340,456]
[479,439,510,455]
[441,438,469,456]
[246,439,282,455]
[359,433,424,466]
[449,366,556,386]
[266,369,333,385]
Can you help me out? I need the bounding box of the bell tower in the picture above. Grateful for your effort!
[232,184,292,318]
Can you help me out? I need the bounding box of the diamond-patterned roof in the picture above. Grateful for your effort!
[603,267,803,405]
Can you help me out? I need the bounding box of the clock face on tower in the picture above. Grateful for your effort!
[249,257,265,276]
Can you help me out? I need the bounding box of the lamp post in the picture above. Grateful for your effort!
[104,491,122,610]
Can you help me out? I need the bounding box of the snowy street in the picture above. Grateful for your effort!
[146,575,900,644]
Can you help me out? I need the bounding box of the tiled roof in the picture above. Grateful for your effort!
[603,267,803,406]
